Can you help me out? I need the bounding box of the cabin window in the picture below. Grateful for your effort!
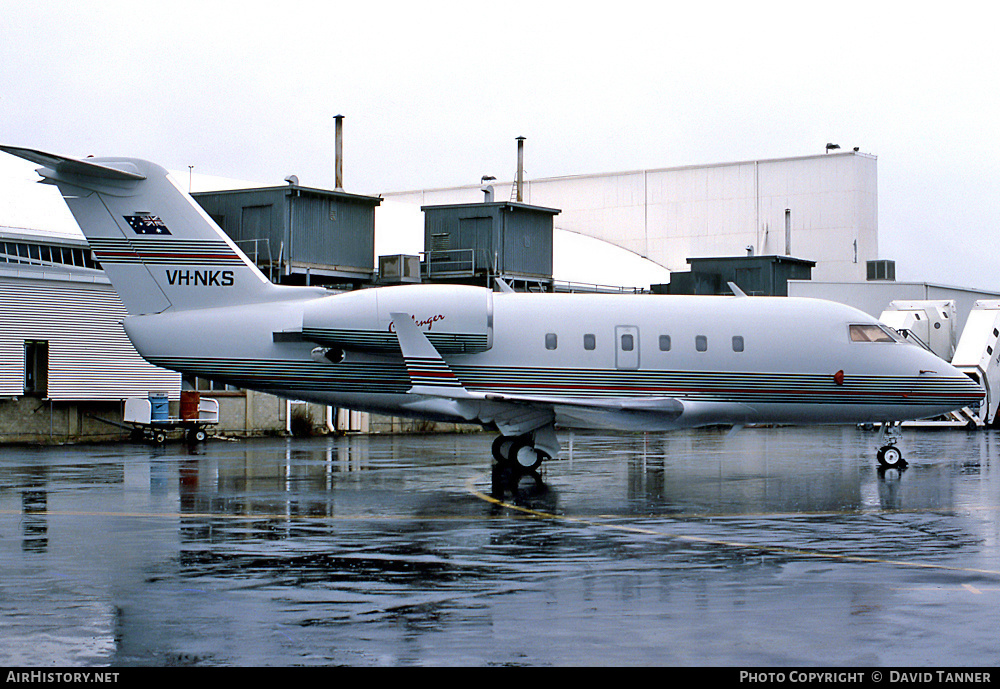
[659,335,671,351]
[583,334,596,351]
[732,336,745,352]
[545,333,558,350]
[621,333,634,352]
[849,324,898,343]
[695,335,708,352]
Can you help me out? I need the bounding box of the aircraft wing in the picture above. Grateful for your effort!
[479,390,754,431]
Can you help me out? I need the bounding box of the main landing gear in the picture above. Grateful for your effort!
[492,434,549,472]
[876,422,907,469]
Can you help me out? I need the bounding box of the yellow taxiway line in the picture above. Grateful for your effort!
[464,475,1000,578]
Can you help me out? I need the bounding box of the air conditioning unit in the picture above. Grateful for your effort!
[378,254,421,283]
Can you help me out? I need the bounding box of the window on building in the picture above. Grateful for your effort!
[583,334,596,351]
[545,333,558,350]
[183,374,239,392]
[0,241,100,270]
[695,335,708,352]
[24,340,48,397]
[659,335,671,351]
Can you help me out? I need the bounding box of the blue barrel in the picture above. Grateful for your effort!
[148,392,169,422]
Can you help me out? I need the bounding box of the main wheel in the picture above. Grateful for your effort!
[492,435,515,463]
[508,438,547,472]
[878,445,904,468]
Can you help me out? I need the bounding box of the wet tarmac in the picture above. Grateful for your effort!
[1,426,998,667]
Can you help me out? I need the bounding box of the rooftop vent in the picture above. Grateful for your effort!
[867,259,896,281]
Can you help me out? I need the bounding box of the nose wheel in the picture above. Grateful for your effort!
[875,422,907,468]
[877,443,906,468]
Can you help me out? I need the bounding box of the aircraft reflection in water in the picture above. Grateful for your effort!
[2,146,984,472]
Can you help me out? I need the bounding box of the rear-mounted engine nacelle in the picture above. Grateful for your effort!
[302,284,493,354]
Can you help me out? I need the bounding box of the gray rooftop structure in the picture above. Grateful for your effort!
[656,254,817,296]
[421,201,559,290]
[193,184,381,287]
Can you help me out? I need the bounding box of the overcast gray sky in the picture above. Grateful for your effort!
[2,1,998,289]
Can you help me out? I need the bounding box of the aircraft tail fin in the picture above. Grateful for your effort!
[1,145,280,315]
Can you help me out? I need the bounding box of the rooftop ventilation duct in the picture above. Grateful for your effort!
[334,114,344,191]
[515,136,525,203]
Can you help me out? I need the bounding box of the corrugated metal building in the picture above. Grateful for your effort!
[384,150,878,284]
[192,183,381,286]
[421,201,559,289]
[0,227,181,441]
[660,255,816,296]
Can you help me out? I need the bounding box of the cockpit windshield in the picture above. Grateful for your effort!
[849,323,904,343]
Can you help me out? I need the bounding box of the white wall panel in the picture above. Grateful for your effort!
[384,152,879,284]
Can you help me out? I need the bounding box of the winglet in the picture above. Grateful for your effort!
[390,312,468,395]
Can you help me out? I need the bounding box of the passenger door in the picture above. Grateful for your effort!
[615,326,640,370]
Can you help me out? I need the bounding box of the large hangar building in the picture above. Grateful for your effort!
[385,149,878,283]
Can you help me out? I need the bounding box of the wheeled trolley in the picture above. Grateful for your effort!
[124,392,219,444]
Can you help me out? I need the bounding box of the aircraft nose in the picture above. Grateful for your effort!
[932,360,986,408]
[959,370,986,404]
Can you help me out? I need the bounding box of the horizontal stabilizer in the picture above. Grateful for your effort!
[0,145,146,181]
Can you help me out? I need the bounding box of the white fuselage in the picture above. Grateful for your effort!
[122,287,985,430]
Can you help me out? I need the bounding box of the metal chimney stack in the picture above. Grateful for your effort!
[334,114,344,191]
[516,136,525,203]
[784,208,792,256]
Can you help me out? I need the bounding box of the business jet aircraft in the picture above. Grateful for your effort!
[2,145,984,470]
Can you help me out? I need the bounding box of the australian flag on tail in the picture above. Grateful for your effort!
[124,215,171,235]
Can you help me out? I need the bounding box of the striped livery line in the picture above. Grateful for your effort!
[87,237,246,266]
[146,357,977,408]
[302,327,490,353]
[451,365,977,407]
[148,357,410,394]
[402,357,465,389]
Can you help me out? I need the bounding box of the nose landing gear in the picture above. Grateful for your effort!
[877,443,905,468]
[875,422,908,469]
